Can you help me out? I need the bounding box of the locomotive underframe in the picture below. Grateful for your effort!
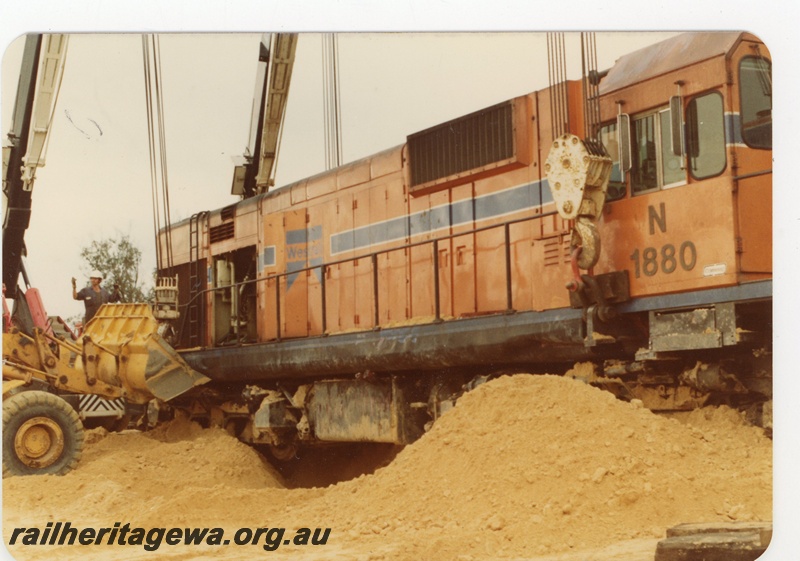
[167,279,772,457]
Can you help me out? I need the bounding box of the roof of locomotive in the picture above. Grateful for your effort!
[599,31,749,94]
[163,142,406,233]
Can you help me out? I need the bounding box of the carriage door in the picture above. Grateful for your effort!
[734,50,772,273]
[283,208,310,338]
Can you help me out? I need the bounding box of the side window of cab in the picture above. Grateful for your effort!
[630,108,685,194]
[600,104,685,200]
[599,123,625,201]
[739,56,772,149]
[685,92,726,179]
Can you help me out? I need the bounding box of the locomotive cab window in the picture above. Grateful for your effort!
[685,92,726,179]
[600,123,626,201]
[630,107,684,195]
[740,56,772,149]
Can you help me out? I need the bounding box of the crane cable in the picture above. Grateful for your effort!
[580,32,602,142]
[142,35,160,269]
[546,32,569,141]
[141,34,174,271]
[322,33,343,170]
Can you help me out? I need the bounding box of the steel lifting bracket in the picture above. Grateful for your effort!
[567,270,631,347]
[569,271,629,313]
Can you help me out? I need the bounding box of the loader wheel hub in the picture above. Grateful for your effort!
[14,416,64,468]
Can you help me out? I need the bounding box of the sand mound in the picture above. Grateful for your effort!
[3,418,286,529]
[3,374,771,561]
[293,375,771,558]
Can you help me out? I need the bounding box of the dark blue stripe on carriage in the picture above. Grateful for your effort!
[451,198,474,225]
[330,180,550,255]
[410,205,451,236]
[288,225,322,246]
[475,182,544,221]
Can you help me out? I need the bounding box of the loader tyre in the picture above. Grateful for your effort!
[3,391,85,477]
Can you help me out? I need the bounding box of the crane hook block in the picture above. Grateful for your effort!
[545,134,613,221]
[572,220,601,270]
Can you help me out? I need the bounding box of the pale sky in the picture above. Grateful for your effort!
[1,2,799,558]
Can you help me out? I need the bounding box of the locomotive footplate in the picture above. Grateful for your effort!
[638,302,739,357]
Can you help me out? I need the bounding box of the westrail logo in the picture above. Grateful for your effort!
[286,226,323,288]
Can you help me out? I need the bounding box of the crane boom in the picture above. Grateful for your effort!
[2,34,68,290]
[254,33,297,195]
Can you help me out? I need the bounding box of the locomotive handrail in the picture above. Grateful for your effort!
[174,207,562,346]
[732,169,772,181]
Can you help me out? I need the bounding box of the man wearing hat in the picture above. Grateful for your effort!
[71,271,122,325]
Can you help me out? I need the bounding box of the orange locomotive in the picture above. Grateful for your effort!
[157,32,772,454]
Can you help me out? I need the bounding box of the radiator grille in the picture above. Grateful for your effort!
[544,236,571,266]
[221,204,236,221]
[210,222,234,243]
[408,101,515,187]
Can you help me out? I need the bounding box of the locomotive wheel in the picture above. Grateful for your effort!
[3,391,85,477]
[269,442,299,462]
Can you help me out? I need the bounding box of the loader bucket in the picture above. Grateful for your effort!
[141,333,210,401]
[82,303,210,403]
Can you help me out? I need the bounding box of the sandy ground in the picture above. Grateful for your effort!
[2,374,772,561]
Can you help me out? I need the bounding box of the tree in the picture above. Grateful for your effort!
[79,234,153,303]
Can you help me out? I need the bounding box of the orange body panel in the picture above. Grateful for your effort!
[450,182,476,318]
[353,188,374,329]
[384,178,411,324]
[728,39,773,274]
[306,202,325,336]
[333,193,356,332]
[737,175,772,273]
[598,179,738,297]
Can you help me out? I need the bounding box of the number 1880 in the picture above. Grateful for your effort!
[629,241,697,278]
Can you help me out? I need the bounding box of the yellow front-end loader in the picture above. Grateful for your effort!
[3,303,209,476]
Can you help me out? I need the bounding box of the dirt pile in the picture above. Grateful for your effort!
[303,374,771,559]
[3,374,772,561]
[4,420,286,529]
